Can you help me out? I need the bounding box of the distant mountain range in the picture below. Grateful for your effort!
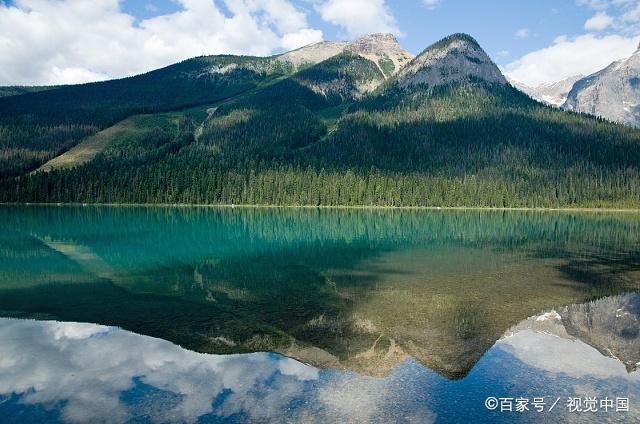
[509,42,640,128]
[507,75,583,106]
[564,44,640,128]
[507,293,640,374]
[0,33,639,208]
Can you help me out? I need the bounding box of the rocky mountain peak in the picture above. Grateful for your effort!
[395,33,507,89]
[277,40,349,68]
[343,33,414,78]
[564,46,640,128]
[278,33,413,77]
[509,74,583,106]
[344,33,401,55]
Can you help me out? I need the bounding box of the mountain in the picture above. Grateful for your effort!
[395,33,506,88]
[0,85,57,98]
[343,33,414,78]
[0,55,295,178]
[507,293,640,373]
[508,75,583,106]
[0,33,639,208]
[278,40,349,68]
[284,34,413,101]
[2,205,638,380]
[564,44,640,128]
[279,33,413,78]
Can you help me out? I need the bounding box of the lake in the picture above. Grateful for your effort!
[0,205,638,423]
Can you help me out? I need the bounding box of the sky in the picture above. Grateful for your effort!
[0,0,639,87]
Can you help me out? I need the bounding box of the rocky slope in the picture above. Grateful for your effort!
[291,53,387,101]
[508,74,583,106]
[343,33,414,78]
[506,293,640,373]
[564,44,640,128]
[278,41,349,68]
[280,34,413,102]
[395,33,507,89]
[278,33,413,79]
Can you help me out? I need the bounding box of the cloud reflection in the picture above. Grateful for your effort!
[0,318,316,423]
[0,310,638,423]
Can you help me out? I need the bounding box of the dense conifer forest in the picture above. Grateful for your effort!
[1,36,639,208]
[0,56,293,179]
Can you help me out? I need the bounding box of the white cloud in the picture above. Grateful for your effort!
[0,0,324,86]
[577,0,640,34]
[515,28,531,39]
[622,3,640,23]
[313,371,436,423]
[504,33,640,86]
[315,0,399,38]
[281,28,324,50]
[144,3,159,13]
[585,11,614,30]
[422,0,441,10]
[499,330,635,379]
[0,317,437,423]
[576,0,614,10]
[577,0,637,10]
[0,318,319,423]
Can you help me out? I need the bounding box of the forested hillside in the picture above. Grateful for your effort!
[1,34,639,208]
[0,56,294,178]
[0,86,56,98]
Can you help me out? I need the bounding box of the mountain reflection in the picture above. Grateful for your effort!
[1,293,638,423]
[0,206,639,380]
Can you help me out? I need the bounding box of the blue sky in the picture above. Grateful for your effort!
[116,0,602,59]
[1,0,639,86]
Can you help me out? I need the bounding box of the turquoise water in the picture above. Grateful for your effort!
[0,205,639,422]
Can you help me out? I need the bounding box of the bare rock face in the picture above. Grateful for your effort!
[284,34,414,102]
[278,34,413,79]
[278,41,349,68]
[506,293,640,373]
[560,292,640,373]
[344,33,414,78]
[395,33,507,89]
[509,75,583,106]
[563,45,640,128]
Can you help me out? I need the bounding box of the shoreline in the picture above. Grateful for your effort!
[1,202,640,213]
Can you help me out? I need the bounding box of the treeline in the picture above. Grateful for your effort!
[1,60,640,208]
[0,124,96,178]
[4,163,639,208]
[0,56,290,127]
[0,86,56,98]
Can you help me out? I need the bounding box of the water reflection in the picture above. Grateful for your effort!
[0,206,639,381]
[0,293,638,423]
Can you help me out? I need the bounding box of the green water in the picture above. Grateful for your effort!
[0,205,639,378]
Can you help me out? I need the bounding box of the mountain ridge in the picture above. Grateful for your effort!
[1,32,639,208]
[278,33,413,78]
[564,44,640,128]
[395,33,507,89]
[508,75,583,106]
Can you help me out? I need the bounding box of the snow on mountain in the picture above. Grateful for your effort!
[508,75,583,106]
[564,43,640,128]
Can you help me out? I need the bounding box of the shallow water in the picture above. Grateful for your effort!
[0,205,639,422]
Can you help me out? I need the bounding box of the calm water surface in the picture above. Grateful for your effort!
[0,205,639,423]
